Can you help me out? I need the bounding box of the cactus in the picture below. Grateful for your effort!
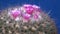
[0,4,57,34]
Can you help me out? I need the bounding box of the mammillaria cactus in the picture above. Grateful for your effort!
[0,4,57,34]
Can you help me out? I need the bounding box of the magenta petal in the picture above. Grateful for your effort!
[12,13,18,18]
[23,13,31,20]
[26,7,34,14]
[23,4,34,14]
[26,10,33,14]
[11,10,21,18]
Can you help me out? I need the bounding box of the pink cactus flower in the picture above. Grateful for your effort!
[11,10,21,19]
[23,4,34,14]
[23,13,31,20]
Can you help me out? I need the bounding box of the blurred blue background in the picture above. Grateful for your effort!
[0,0,60,34]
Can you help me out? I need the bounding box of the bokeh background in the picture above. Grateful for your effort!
[0,0,60,34]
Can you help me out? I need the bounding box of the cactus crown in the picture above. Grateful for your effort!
[0,4,57,34]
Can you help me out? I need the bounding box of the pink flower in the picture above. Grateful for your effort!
[23,13,31,20]
[26,8,34,14]
[23,4,34,14]
[11,10,21,19]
